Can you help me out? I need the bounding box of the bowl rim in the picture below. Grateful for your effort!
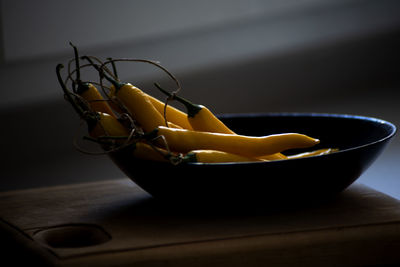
[184,112,397,166]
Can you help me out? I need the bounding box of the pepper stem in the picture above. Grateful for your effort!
[56,64,97,130]
[154,83,202,117]
[81,56,125,92]
[56,64,83,117]
[107,57,119,79]
[69,42,90,94]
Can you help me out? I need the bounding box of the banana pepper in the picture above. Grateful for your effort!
[183,149,263,163]
[156,84,235,134]
[153,126,319,157]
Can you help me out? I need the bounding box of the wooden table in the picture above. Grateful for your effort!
[1,179,400,266]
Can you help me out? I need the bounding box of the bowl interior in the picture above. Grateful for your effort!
[110,113,396,204]
[221,113,395,154]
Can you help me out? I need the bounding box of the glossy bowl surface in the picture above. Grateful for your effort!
[110,113,396,204]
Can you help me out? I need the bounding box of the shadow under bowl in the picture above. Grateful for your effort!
[110,113,396,204]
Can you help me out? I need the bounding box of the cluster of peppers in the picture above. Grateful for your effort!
[57,43,336,164]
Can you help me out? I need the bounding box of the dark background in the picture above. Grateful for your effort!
[1,0,399,198]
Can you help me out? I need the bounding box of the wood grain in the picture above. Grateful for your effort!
[1,179,400,266]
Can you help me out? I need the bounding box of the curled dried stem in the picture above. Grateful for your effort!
[59,47,187,164]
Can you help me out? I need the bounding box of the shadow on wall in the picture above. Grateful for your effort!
[169,30,400,115]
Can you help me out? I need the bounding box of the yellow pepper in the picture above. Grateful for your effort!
[184,149,263,163]
[156,84,235,134]
[131,141,170,162]
[77,83,116,117]
[90,113,172,162]
[69,43,116,117]
[258,153,288,161]
[287,148,338,159]
[156,84,288,160]
[153,126,319,157]
[89,112,129,138]
[81,55,168,133]
[109,85,186,129]
[112,83,166,133]
[146,93,193,130]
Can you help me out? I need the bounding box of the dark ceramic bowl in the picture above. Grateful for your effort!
[110,113,396,204]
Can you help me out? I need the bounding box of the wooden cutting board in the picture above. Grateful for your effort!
[1,179,400,266]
